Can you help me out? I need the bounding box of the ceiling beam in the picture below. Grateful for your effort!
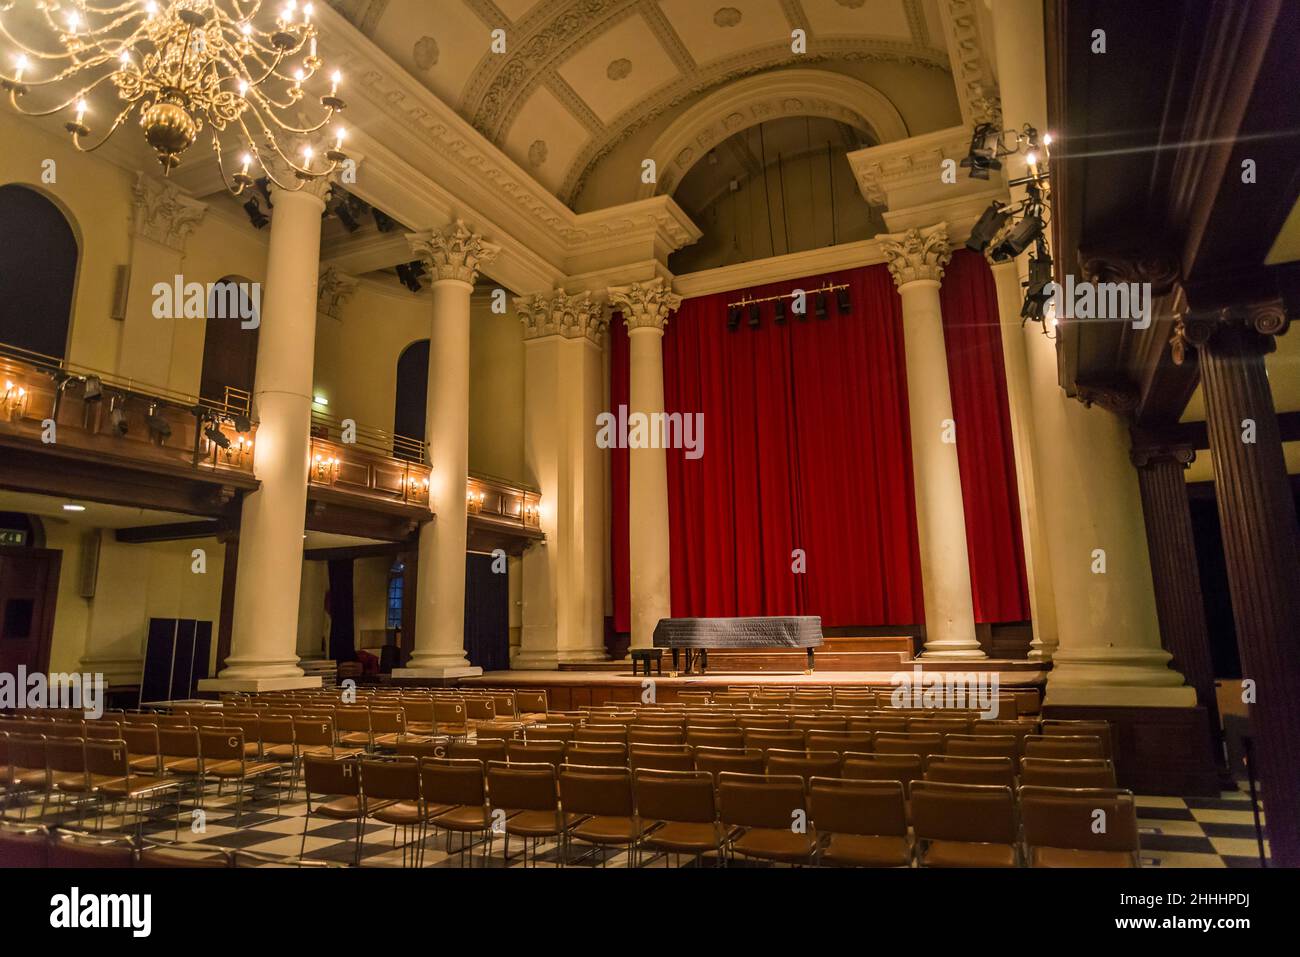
[115,520,228,544]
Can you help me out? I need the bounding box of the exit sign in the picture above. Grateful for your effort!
[0,529,27,546]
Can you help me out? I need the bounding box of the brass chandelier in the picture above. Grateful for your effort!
[0,0,349,194]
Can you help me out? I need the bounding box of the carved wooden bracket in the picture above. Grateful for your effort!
[1075,378,1140,415]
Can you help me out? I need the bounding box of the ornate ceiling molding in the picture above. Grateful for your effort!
[879,222,952,287]
[131,173,207,253]
[632,70,909,202]
[936,0,1001,128]
[848,125,981,207]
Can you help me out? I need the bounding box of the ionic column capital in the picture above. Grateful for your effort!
[1130,442,1196,471]
[879,222,952,288]
[1170,299,1290,366]
[516,289,608,343]
[608,277,682,333]
[406,219,501,286]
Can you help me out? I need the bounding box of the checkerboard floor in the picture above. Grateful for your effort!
[4,774,1270,868]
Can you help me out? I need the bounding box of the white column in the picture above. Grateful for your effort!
[201,178,330,692]
[607,279,681,650]
[514,291,609,668]
[879,224,983,659]
[988,258,1059,659]
[394,221,499,678]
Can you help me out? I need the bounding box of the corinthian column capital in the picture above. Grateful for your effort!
[406,219,501,285]
[879,222,952,288]
[607,277,682,333]
[516,289,608,343]
[131,173,207,252]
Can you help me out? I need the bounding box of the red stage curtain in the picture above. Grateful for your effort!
[940,250,1031,622]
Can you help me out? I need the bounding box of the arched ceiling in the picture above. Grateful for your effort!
[326,0,965,207]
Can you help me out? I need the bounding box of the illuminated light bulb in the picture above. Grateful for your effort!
[14,55,27,83]
[240,152,252,175]
[1042,133,1053,146]
[239,79,249,96]
[1026,151,1038,167]
[66,11,80,33]
[293,68,304,89]
[330,70,341,96]
[309,36,317,57]
[333,126,345,150]
[146,0,158,15]
[241,21,252,37]
[302,145,314,164]
[119,49,131,65]
[75,99,88,124]
[304,3,314,24]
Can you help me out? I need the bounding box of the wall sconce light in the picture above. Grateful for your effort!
[467,488,486,513]
[2,379,28,419]
[108,395,128,435]
[146,402,172,442]
[312,452,339,483]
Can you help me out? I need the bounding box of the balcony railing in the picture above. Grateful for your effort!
[308,408,431,508]
[0,342,256,479]
[467,471,542,532]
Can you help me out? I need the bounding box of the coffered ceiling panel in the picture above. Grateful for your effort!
[556,13,683,126]
[493,0,549,22]
[502,85,593,195]
[802,0,914,40]
[656,0,790,66]
[367,0,488,109]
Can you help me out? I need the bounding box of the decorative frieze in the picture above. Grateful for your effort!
[607,277,683,333]
[406,219,501,285]
[879,222,952,287]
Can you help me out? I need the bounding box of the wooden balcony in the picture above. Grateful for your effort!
[467,472,544,554]
[0,343,257,516]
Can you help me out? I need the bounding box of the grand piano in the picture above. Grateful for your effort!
[652,616,824,675]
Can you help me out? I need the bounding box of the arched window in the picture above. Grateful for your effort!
[200,275,259,404]
[0,184,78,359]
[393,339,429,460]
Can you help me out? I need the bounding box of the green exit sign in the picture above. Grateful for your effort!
[0,529,27,546]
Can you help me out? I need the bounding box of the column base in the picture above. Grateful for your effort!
[509,647,609,670]
[1047,646,1191,706]
[1043,684,1197,708]
[197,676,323,693]
[921,641,987,660]
[391,665,484,679]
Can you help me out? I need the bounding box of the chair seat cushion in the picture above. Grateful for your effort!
[263,744,295,760]
[1031,846,1135,868]
[314,796,368,819]
[372,801,426,826]
[13,768,48,786]
[372,733,405,747]
[98,774,175,799]
[922,840,1017,868]
[820,833,911,867]
[50,771,86,790]
[163,758,202,774]
[730,827,817,863]
[205,760,281,778]
[338,732,370,746]
[503,809,562,836]
[641,821,724,854]
[431,805,492,831]
[129,756,160,774]
[568,815,644,845]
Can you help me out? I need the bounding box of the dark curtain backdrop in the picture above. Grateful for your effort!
[464,553,510,672]
[326,559,355,662]
[940,250,1031,622]
[609,258,1029,630]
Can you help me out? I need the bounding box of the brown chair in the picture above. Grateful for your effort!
[45,737,93,823]
[719,772,816,865]
[710,692,751,706]
[840,752,924,796]
[334,708,372,749]
[0,820,49,866]
[514,690,549,721]
[420,757,492,866]
[805,731,874,755]
[736,715,790,731]
[463,697,497,728]
[1020,785,1140,867]
[574,725,628,745]
[198,730,285,824]
[684,715,739,730]
[924,755,1017,788]
[83,738,182,838]
[676,691,712,705]
[559,765,644,865]
[434,700,470,739]
[693,746,766,782]
[564,742,627,768]
[6,735,50,818]
[944,733,1018,760]
[83,721,124,741]
[848,717,907,734]
[48,829,135,867]
[685,728,744,749]
[506,739,566,769]
[743,729,807,753]
[629,743,695,773]
[792,717,847,733]
[358,758,427,866]
[1023,734,1106,760]
[448,738,507,764]
[486,760,563,866]
[911,780,1018,867]
[525,723,575,744]
[907,716,970,735]
[627,726,686,746]
[765,749,842,783]
[1041,720,1113,758]
[809,777,912,867]
[300,757,367,865]
[634,769,725,866]
[1020,757,1117,789]
[369,709,409,749]
[873,732,944,762]
[488,693,518,719]
[138,840,232,867]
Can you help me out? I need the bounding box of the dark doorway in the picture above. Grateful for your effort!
[393,339,429,459]
[0,546,62,676]
[0,184,77,359]
[199,277,259,403]
[464,553,509,672]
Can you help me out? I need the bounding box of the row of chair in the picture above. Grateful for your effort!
[0,823,339,868]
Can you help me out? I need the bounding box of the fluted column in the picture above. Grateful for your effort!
[879,224,983,659]
[607,279,681,650]
[202,177,331,691]
[1131,441,1228,775]
[514,291,609,668]
[395,221,499,677]
[988,258,1059,659]
[1172,303,1300,866]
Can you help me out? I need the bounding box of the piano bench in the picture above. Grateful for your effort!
[630,648,663,676]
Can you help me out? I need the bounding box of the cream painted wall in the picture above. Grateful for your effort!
[296,560,329,658]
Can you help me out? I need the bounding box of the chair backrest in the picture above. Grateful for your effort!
[840,752,924,794]
[9,735,47,773]
[360,757,420,803]
[463,697,496,722]
[692,746,766,780]
[924,755,1016,788]
[832,691,877,707]
[1020,757,1117,789]
[805,731,874,755]
[259,717,295,747]
[633,713,685,729]
[944,733,1018,760]
[911,780,1017,845]
[303,756,360,797]
[487,693,517,718]
[907,717,970,734]
[848,717,908,733]
[199,730,247,763]
[564,742,627,767]
[47,737,85,774]
[676,692,712,704]
[711,693,751,705]
[684,715,739,729]
[765,749,842,782]
[154,715,193,729]
[505,739,566,768]
[736,715,790,730]
[559,765,634,817]
[574,725,627,744]
[48,830,135,867]
[791,716,847,733]
[47,721,85,739]
[335,708,371,735]
[627,726,685,746]
[514,690,549,715]
[743,729,807,752]
[419,756,485,806]
[487,760,558,812]
[433,700,468,726]
[83,739,131,779]
[1023,735,1105,760]
[1020,785,1138,854]
[1041,720,1113,757]
[628,743,695,773]
[685,728,744,749]
[370,708,406,736]
[873,732,944,760]
[394,739,449,761]
[718,772,806,830]
[809,777,907,838]
[291,718,334,748]
[525,724,575,743]
[84,721,124,741]
[634,768,716,824]
[448,738,507,764]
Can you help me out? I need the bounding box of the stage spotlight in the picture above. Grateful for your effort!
[82,374,103,402]
[334,203,361,233]
[959,123,1002,180]
[966,202,1010,252]
[814,292,828,319]
[372,209,397,232]
[108,397,128,436]
[205,423,232,450]
[990,214,1045,262]
[146,403,172,442]
[835,286,852,314]
[232,414,252,434]
[748,302,762,330]
[1020,242,1055,322]
[727,305,742,331]
[242,197,269,230]
[773,297,787,325]
[395,261,423,293]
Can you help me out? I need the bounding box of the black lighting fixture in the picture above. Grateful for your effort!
[959,123,1002,180]
[146,403,172,442]
[372,208,397,233]
[966,201,1010,253]
[108,395,128,436]
[395,260,425,293]
[773,297,787,325]
[82,374,102,402]
[835,286,852,315]
[748,302,762,330]
[814,292,828,320]
[989,211,1045,262]
[205,421,232,450]
[1021,239,1055,324]
[232,414,252,434]
[242,196,269,230]
[727,304,742,331]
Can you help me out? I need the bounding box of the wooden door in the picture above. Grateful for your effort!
[0,546,61,676]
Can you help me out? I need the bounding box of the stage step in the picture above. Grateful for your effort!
[561,643,913,674]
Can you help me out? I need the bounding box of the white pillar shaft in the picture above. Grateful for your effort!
[219,187,325,684]
[897,279,983,658]
[410,278,474,672]
[627,326,672,649]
